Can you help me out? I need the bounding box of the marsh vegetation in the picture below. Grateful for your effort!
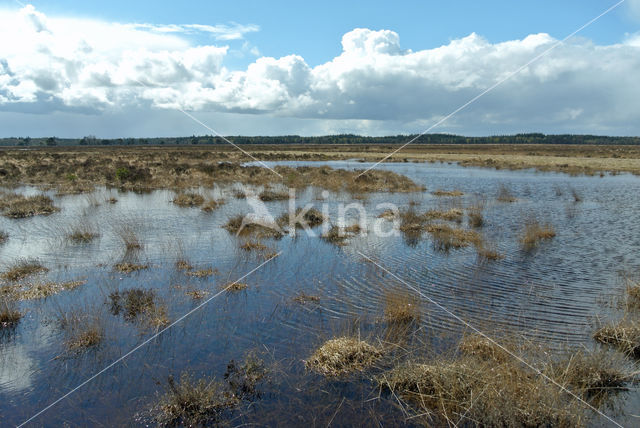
[1,157,640,426]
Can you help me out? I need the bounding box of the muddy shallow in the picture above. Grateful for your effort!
[1,160,640,426]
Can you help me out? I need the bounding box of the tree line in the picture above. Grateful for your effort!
[2,133,640,147]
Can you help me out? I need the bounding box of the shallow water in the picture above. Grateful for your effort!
[1,160,640,426]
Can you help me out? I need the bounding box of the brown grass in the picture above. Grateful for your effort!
[258,189,289,201]
[115,224,143,250]
[68,224,99,243]
[432,189,464,197]
[321,224,361,246]
[239,241,268,252]
[384,289,421,324]
[521,220,556,249]
[594,319,640,358]
[378,358,581,427]
[0,192,59,218]
[0,299,21,327]
[292,292,321,304]
[424,208,463,222]
[0,230,7,245]
[278,207,327,229]
[305,337,382,377]
[476,244,504,261]
[223,282,248,292]
[58,310,104,351]
[109,287,169,328]
[458,333,510,362]
[545,349,630,403]
[185,268,214,278]
[497,184,517,202]
[426,224,482,251]
[1,259,48,282]
[114,262,149,273]
[18,280,86,300]
[467,205,484,228]
[172,192,204,207]
[155,372,238,426]
[224,215,284,239]
[201,198,223,212]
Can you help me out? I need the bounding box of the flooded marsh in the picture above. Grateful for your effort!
[1,160,640,426]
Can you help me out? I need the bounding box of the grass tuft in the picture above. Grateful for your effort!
[497,184,517,202]
[520,220,556,250]
[114,262,149,273]
[384,289,421,324]
[306,337,382,377]
[0,299,21,327]
[58,310,104,352]
[594,319,640,358]
[432,189,464,197]
[155,373,237,427]
[172,192,204,207]
[0,193,59,218]
[1,259,48,282]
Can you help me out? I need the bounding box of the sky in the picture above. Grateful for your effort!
[1,0,639,138]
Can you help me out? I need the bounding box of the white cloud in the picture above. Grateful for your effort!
[2,5,640,136]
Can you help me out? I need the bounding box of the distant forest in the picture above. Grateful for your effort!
[1,133,640,147]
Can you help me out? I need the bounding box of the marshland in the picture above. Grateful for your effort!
[2,148,640,426]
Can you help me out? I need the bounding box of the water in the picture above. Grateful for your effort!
[1,160,640,426]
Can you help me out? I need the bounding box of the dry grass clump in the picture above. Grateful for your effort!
[258,189,289,201]
[67,224,99,243]
[622,281,640,310]
[458,334,510,362]
[224,214,284,239]
[0,230,7,244]
[114,262,149,273]
[520,220,556,250]
[222,282,248,292]
[545,349,630,403]
[384,289,421,324]
[185,268,214,278]
[398,208,427,233]
[156,372,238,426]
[172,191,204,207]
[107,197,118,204]
[201,198,223,212]
[467,205,484,228]
[424,208,463,222]
[292,292,321,304]
[0,193,59,218]
[115,225,143,250]
[0,299,21,327]
[278,207,326,229]
[432,189,464,197]
[594,319,640,357]
[378,358,581,427]
[426,224,482,251]
[240,240,267,252]
[378,209,397,220]
[109,287,170,327]
[185,289,210,300]
[321,224,361,246]
[58,310,104,351]
[1,259,48,282]
[305,337,382,377]
[175,259,193,271]
[18,280,86,300]
[476,244,504,261]
[496,184,517,202]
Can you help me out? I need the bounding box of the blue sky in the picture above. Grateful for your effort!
[1,1,639,137]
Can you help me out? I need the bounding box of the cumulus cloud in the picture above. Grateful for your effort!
[2,4,640,135]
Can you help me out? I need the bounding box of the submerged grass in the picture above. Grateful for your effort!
[521,220,556,250]
[0,230,7,244]
[384,289,421,324]
[109,287,170,328]
[432,189,464,197]
[18,280,86,300]
[224,214,284,239]
[0,299,21,327]
[306,337,382,377]
[58,309,105,352]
